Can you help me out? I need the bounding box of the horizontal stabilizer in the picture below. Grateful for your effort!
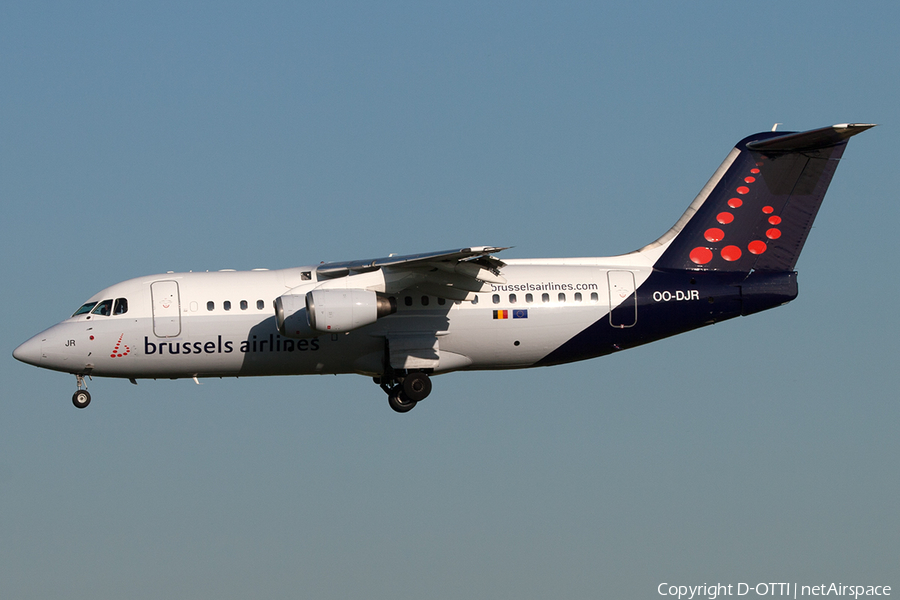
[746,123,875,152]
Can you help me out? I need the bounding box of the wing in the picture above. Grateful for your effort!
[316,246,510,301]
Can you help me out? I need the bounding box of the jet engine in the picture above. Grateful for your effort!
[306,289,396,333]
[274,291,318,338]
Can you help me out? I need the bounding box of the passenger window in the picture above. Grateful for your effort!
[404,296,413,307]
[492,294,500,304]
[421,296,429,306]
[113,298,128,315]
[207,301,215,311]
[542,293,550,303]
[575,292,582,303]
[91,299,113,316]
[472,295,479,305]
[509,294,517,304]
[257,300,265,310]
[558,293,566,303]
[525,293,533,304]
[240,300,248,310]
[437,297,446,306]
[224,301,231,311]
[591,292,599,302]
[72,302,98,317]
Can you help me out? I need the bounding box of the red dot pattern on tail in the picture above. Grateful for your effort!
[704,228,725,242]
[689,247,713,265]
[748,240,767,255]
[721,245,742,261]
[689,160,786,265]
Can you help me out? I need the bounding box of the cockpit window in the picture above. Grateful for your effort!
[72,302,97,317]
[90,299,113,316]
[113,298,128,315]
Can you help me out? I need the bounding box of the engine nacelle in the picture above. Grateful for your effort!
[305,289,396,333]
[274,291,319,338]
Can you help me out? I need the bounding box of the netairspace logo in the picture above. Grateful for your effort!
[657,582,891,600]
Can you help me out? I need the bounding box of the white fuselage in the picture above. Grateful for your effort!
[22,257,655,381]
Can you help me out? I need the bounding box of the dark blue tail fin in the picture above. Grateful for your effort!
[648,123,874,272]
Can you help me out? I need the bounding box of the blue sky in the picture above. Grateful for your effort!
[2,2,898,598]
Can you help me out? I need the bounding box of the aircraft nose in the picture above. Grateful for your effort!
[13,335,43,367]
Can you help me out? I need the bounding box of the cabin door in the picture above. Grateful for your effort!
[151,280,182,338]
[607,270,636,328]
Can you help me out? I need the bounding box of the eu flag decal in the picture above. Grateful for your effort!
[493,310,509,319]
[513,309,528,319]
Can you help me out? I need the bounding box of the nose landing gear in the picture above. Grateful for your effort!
[72,375,91,409]
[376,371,433,413]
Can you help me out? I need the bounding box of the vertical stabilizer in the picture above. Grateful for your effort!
[648,124,875,272]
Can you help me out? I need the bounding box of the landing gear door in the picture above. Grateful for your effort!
[608,270,636,328]
[151,280,182,338]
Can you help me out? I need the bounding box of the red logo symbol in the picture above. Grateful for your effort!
[110,334,131,358]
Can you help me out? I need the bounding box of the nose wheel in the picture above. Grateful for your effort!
[72,389,91,409]
[72,374,91,409]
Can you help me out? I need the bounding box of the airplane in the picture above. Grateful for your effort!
[13,123,874,413]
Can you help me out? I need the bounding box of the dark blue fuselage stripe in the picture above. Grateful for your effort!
[535,270,795,367]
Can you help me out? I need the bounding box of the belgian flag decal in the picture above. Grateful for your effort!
[493,309,528,319]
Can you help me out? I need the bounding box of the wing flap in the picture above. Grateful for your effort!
[315,246,509,301]
[317,246,509,276]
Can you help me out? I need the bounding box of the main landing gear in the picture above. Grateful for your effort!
[375,371,433,413]
[72,374,91,409]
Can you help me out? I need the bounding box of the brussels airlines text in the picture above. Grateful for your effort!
[144,335,320,355]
